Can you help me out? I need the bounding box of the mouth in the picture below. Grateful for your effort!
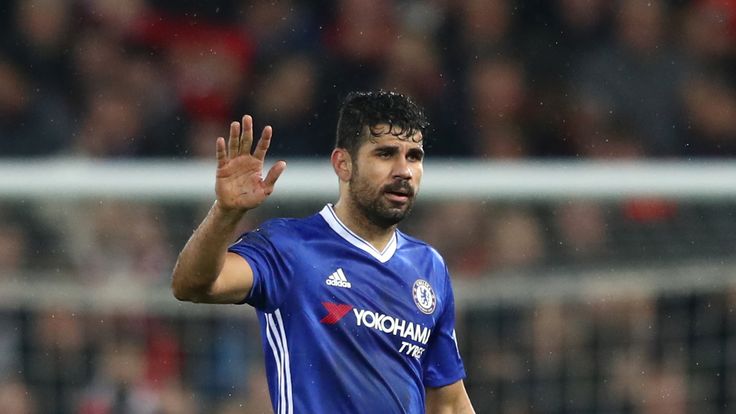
[385,191,410,203]
[383,184,414,204]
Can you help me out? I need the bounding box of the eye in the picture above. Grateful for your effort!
[376,150,393,159]
[407,150,424,162]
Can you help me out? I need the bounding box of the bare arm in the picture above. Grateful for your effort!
[172,115,286,304]
[426,380,475,414]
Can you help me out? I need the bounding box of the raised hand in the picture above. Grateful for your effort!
[215,115,286,213]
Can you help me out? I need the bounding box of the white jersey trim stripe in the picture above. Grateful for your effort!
[275,309,293,414]
[264,314,283,414]
[319,204,397,263]
[266,312,293,414]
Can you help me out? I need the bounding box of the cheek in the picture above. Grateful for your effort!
[413,166,423,183]
[359,165,386,183]
[351,169,377,193]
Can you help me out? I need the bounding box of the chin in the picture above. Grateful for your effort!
[378,204,413,225]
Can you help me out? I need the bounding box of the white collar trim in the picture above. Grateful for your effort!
[319,204,397,263]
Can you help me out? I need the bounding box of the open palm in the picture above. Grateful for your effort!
[215,115,286,212]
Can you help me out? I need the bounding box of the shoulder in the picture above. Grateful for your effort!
[251,213,325,241]
[397,231,447,267]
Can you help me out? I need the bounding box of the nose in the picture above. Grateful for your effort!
[392,156,413,180]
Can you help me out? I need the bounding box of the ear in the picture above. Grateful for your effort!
[331,148,352,182]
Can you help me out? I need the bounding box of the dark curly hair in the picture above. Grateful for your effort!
[335,90,429,157]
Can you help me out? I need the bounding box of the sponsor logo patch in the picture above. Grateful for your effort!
[412,279,436,314]
[325,268,352,289]
[319,302,353,324]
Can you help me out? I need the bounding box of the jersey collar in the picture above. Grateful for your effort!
[319,204,398,263]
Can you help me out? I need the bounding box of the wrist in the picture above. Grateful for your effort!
[212,200,248,224]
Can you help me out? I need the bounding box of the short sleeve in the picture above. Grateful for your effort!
[227,220,295,312]
[422,270,466,388]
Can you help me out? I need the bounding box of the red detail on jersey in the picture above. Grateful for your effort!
[320,302,353,324]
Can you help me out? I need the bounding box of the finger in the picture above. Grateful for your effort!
[263,160,287,195]
[228,121,240,158]
[216,137,227,168]
[252,126,273,161]
[239,115,253,156]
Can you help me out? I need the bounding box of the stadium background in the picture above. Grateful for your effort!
[1,0,736,412]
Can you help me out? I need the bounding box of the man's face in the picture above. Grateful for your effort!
[348,125,424,228]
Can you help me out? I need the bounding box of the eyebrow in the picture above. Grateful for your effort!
[373,145,399,153]
[408,148,425,161]
[372,145,425,157]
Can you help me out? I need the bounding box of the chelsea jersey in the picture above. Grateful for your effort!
[228,204,466,414]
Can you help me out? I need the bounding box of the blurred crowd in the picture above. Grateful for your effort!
[465,288,736,413]
[1,0,736,282]
[3,0,736,413]
[0,0,735,159]
[0,307,273,413]
[1,284,734,413]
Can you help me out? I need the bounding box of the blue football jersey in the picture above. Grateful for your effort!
[228,204,466,414]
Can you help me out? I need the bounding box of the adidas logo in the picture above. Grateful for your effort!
[325,268,352,289]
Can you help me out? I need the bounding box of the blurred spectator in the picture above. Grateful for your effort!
[412,202,544,276]
[465,57,531,157]
[571,117,647,159]
[0,312,21,381]
[192,317,257,403]
[526,0,613,82]
[469,56,526,122]
[573,0,687,156]
[0,378,36,414]
[9,0,75,93]
[379,34,444,108]
[453,0,516,60]
[237,0,320,63]
[26,307,91,414]
[81,0,150,38]
[0,205,67,272]
[76,313,192,414]
[552,201,608,261]
[155,381,199,414]
[679,72,736,155]
[680,0,736,69]
[411,201,494,278]
[530,301,568,369]
[0,222,28,275]
[186,119,227,158]
[0,59,71,156]
[74,87,144,157]
[487,207,546,270]
[62,202,173,285]
[474,122,529,159]
[637,367,688,414]
[244,54,327,157]
[70,28,129,95]
[162,24,251,123]
[121,54,189,157]
[77,334,159,414]
[322,0,398,91]
[212,369,272,413]
[377,33,461,156]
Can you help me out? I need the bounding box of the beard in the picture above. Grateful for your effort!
[348,167,416,229]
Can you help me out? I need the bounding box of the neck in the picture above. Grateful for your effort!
[332,200,396,252]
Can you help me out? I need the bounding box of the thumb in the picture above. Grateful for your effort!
[263,161,287,195]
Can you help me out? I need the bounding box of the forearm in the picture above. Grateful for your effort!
[425,381,475,414]
[426,397,475,414]
[172,201,245,301]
